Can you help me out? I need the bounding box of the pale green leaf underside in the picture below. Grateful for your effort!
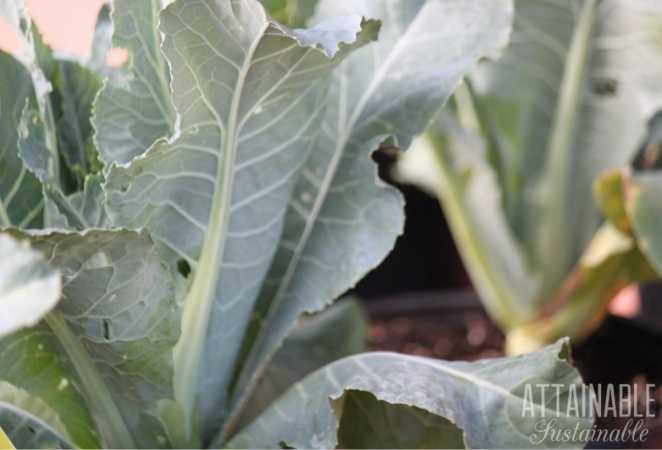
[229,0,515,432]
[336,390,465,449]
[229,340,591,449]
[0,233,60,337]
[105,0,377,439]
[93,0,175,165]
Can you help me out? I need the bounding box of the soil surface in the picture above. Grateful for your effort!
[366,290,662,449]
[366,290,504,361]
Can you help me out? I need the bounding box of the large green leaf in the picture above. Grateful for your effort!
[0,234,60,338]
[228,340,592,449]
[0,382,71,449]
[227,0,514,435]
[92,0,176,165]
[0,51,43,228]
[469,0,662,299]
[1,230,179,449]
[103,0,378,440]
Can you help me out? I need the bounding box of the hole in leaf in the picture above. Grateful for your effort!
[592,78,619,96]
[103,319,111,341]
[27,426,36,434]
[177,259,191,279]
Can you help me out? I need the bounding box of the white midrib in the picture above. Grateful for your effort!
[237,20,411,389]
[172,21,269,443]
[228,51,391,430]
[428,133,529,329]
[537,0,597,297]
[0,200,11,227]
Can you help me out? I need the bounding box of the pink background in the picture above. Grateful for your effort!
[0,0,107,58]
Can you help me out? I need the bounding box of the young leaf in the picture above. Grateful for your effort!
[92,0,176,165]
[104,0,379,440]
[228,340,592,449]
[227,0,514,433]
[0,234,60,337]
[1,230,179,449]
[44,174,108,230]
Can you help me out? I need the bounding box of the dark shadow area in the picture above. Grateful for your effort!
[354,150,469,301]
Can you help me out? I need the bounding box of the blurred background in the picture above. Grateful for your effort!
[0,0,106,57]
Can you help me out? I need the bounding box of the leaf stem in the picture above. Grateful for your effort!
[536,0,597,297]
[426,131,528,330]
[45,313,135,449]
[172,20,270,442]
[0,201,12,228]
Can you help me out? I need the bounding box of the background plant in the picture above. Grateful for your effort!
[398,0,662,353]
[0,0,593,448]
